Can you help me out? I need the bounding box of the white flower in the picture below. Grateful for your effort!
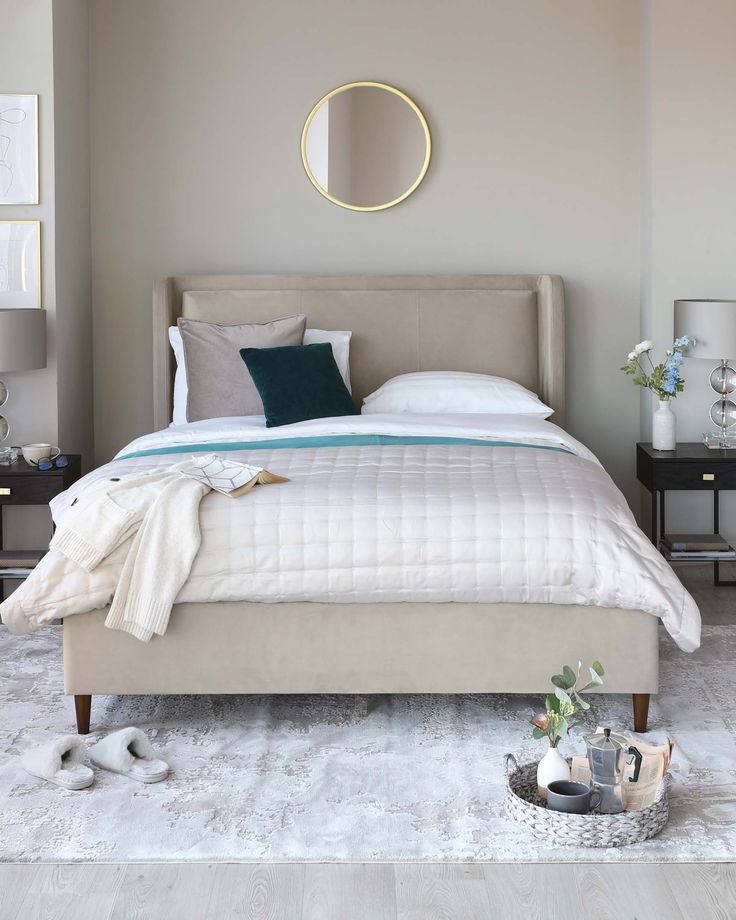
[634,340,654,356]
[627,351,637,362]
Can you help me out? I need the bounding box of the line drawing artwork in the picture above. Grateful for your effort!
[0,222,40,307]
[0,107,27,197]
[0,96,38,204]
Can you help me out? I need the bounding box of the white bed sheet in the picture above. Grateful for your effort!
[0,414,700,651]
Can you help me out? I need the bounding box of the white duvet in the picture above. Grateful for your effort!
[0,413,700,651]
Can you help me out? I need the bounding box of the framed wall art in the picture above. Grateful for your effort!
[0,94,39,205]
[0,221,41,308]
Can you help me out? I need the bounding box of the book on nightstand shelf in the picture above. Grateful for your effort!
[0,550,46,567]
[0,550,46,576]
[661,533,736,560]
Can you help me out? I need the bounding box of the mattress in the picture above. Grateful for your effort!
[0,413,700,651]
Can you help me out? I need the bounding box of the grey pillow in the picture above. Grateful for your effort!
[178,314,307,421]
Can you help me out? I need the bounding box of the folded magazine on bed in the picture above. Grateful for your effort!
[180,455,289,497]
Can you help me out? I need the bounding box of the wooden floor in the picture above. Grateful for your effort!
[1,862,735,920]
[2,566,733,919]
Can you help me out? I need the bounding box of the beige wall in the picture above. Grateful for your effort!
[642,0,736,540]
[3,0,734,576]
[89,0,642,506]
[52,0,93,464]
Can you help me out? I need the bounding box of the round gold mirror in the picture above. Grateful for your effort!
[301,82,431,212]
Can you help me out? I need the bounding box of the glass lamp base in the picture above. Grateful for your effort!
[703,431,736,449]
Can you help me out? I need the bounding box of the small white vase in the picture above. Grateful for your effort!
[537,745,571,799]
[652,399,676,451]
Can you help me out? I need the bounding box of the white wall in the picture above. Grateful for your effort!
[643,0,736,540]
[0,0,92,560]
[0,0,57,446]
[0,0,59,550]
[89,0,643,508]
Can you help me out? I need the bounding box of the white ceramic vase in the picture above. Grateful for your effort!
[652,399,676,451]
[536,745,571,799]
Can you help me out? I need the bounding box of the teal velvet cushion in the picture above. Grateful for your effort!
[239,343,359,427]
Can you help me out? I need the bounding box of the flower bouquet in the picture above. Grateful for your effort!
[621,336,695,450]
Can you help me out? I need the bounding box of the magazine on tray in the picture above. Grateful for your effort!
[571,727,673,811]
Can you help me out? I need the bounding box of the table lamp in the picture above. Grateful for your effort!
[674,299,736,448]
[0,309,47,442]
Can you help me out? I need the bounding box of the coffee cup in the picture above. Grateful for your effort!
[546,780,602,815]
[22,443,60,466]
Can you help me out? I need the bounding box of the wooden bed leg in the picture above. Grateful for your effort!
[632,693,650,733]
[74,695,91,735]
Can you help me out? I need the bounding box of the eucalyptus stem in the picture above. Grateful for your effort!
[531,661,605,749]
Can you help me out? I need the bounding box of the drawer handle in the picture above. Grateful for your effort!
[703,473,715,481]
[0,487,10,495]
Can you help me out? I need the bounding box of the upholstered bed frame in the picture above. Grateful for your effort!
[64,274,657,734]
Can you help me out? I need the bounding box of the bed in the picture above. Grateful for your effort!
[1,274,700,734]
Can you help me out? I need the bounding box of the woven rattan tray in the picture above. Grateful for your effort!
[505,754,670,847]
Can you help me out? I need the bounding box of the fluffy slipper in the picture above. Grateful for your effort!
[21,735,94,790]
[89,727,168,783]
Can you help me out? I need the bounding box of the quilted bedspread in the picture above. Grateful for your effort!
[0,413,700,651]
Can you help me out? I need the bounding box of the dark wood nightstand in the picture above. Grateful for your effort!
[636,442,736,586]
[0,454,82,583]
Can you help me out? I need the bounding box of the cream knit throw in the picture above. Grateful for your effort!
[50,463,211,642]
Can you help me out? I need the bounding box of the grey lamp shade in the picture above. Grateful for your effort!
[0,309,47,372]
[674,300,736,360]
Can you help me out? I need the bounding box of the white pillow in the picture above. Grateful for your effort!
[362,371,553,417]
[169,326,188,426]
[303,329,352,393]
[168,326,352,425]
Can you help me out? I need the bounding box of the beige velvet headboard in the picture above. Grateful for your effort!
[153,274,565,430]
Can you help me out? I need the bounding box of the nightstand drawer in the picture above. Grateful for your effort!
[0,475,67,505]
[651,463,736,490]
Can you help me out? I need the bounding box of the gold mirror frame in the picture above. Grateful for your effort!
[300,81,431,212]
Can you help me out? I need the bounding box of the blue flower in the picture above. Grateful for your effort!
[673,335,695,350]
[662,354,681,394]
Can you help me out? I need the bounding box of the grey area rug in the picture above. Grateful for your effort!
[1,624,734,862]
